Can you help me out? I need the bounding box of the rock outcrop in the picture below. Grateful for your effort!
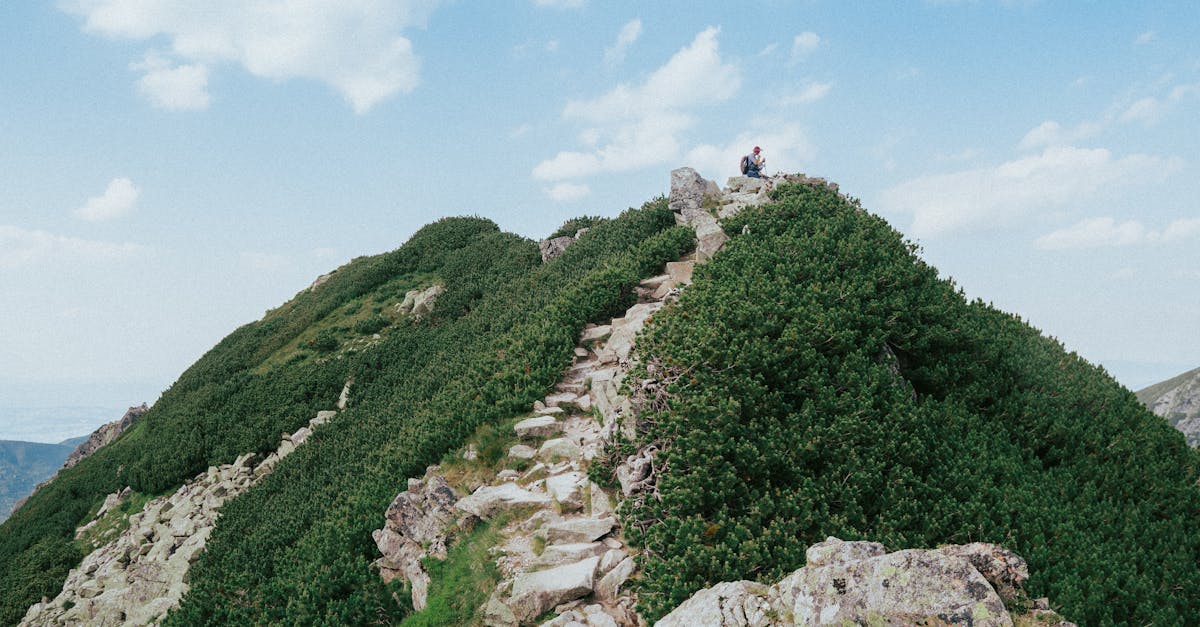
[657,537,1074,627]
[1137,366,1200,446]
[396,284,445,319]
[62,404,148,471]
[21,383,352,627]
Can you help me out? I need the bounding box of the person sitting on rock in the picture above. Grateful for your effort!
[741,146,766,178]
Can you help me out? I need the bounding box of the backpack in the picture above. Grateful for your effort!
[740,155,750,175]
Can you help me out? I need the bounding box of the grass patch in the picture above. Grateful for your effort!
[399,516,510,627]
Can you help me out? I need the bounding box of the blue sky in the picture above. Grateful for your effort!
[2,1,1198,439]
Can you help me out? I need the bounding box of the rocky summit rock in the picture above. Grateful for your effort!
[508,556,601,623]
[669,167,729,260]
[657,537,1040,627]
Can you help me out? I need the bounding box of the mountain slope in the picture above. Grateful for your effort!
[1137,366,1200,446]
[2,178,1198,626]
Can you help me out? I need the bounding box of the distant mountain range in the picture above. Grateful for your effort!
[1137,366,1200,447]
[0,437,84,522]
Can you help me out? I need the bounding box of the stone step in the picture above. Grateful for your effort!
[515,415,561,439]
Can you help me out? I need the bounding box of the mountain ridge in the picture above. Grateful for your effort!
[2,171,1197,626]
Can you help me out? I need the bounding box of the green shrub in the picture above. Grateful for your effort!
[311,330,339,352]
[615,182,1200,625]
[353,315,390,336]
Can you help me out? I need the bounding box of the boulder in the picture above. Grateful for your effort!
[545,471,588,511]
[665,260,695,285]
[668,167,721,216]
[656,581,774,627]
[508,444,537,459]
[546,517,615,544]
[936,542,1029,605]
[595,556,636,602]
[516,415,562,439]
[456,483,552,519]
[539,236,576,262]
[537,542,606,567]
[538,438,584,462]
[658,537,1023,627]
[507,556,601,623]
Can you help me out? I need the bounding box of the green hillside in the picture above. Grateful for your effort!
[0,203,692,625]
[1,181,1197,625]
[0,440,75,523]
[602,183,1200,625]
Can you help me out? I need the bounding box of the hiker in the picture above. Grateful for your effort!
[741,146,766,178]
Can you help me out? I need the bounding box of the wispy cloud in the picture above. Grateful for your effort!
[0,225,146,268]
[880,145,1182,238]
[62,1,443,113]
[131,52,210,111]
[533,27,739,181]
[1036,217,1200,250]
[75,177,140,222]
[775,82,832,106]
[790,31,820,61]
[604,18,642,68]
[1135,30,1157,45]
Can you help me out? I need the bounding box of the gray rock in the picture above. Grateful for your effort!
[456,482,552,519]
[546,517,615,544]
[537,542,607,567]
[595,556,636,602]
[538,438,584,462]
[539,236,577,263]
[545,471,588,511]
[516,415,562,439]
[508,556,601,623]
[657,537,1022,627]
[656,581,774,627]
[508,444,538,459]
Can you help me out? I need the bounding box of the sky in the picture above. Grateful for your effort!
[2,1,1198,441]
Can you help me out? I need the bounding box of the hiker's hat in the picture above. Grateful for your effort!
[753,146,761,152]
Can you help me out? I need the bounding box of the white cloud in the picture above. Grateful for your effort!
[1120,97,1163,125]
[604,18,642,68]
[509,123,533,139]
[131,52,209,110]
[1135,30,1157,45]
[1160,217,1200,241]
[757,43,778,57]
[0,225,145,268]
[1036,216,1200,250]
[1018,120,1102,150]
[880,145,1182,238]
[545,182,591,202]
[62,1,441,113]
[1035,217,1146,249]
[791,31,820,59]
[684,123,816,182]
[75,177,140,222]
[534,0,584,8]
[533,27,739,181]
[775,82,831,106]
